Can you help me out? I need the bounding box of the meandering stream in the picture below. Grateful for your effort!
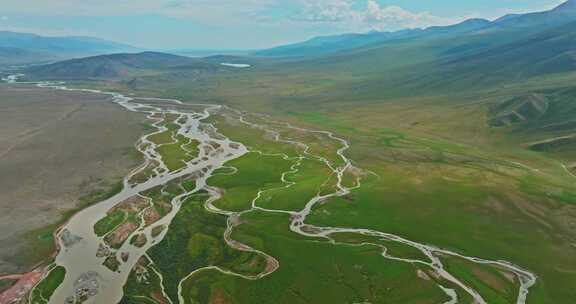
[6,75,537,304]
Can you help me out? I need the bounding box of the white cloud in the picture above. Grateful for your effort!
[0,0,276,18]
[364,1,450,30]
[0,0,464,34]
[0,0,282,28]
[159,0,278,25]
[292,0,460,31]
[0,0,161,15]
[292,0,355,22]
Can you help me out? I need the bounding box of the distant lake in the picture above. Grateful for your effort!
[221,63,251,68]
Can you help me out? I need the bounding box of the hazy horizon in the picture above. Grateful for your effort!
[3,1,576,304]
[0,0,566,49]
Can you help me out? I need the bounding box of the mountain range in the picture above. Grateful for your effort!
[18,0,576,141]
[0,31,137,66]
[21,1,576,84]
[256,0,576,58]
[26,51,221,79]
[6,2,576,303]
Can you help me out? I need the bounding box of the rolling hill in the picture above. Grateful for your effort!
[255,18,492,58]
[256,0,576,59]
[25,51,218,79]
[0,31,138,66]
[8,1,576,304]
[425,20,576,87]
[22,0,576,148]
[491,0,576,29]
[249,0,576,96]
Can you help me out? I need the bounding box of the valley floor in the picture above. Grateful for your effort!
[1,79,576,304]
[0,84,146,275]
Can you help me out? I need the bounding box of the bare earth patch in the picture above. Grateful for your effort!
[0,270,43,304]
[0,84,146,274]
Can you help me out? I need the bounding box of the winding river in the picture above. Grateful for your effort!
[5,75,537,304]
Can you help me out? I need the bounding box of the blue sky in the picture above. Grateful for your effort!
[0,0,566,49]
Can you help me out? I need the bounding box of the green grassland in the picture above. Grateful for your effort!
[198,110,575,303]
[329,232,430,262]
[208,114,301,158]
[94,209,126,237]
[116,110,574,303]
[93,177,191,252]
[441,257,519,304]
[128,158,161,186]
[208,152,294,212]
[254,158,334,211]
[148,129,173,145]
[143,192,267,303]
[143,113,201,173]
[34,29,576,303]
[59,70,576,303]
[306,162,576,303]
[156,134,199,172]
[182,210,449,304]
[121,257,169,304]
[30,266,66,304]
[139,177,189,218]
[28,85,559,302]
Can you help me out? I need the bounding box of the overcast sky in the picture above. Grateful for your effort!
[0,0,566,49]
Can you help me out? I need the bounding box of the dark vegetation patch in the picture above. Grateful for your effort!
[146,193,266,303]
[29,266,66,304]
[208,152,294,212]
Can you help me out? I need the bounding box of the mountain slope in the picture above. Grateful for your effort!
[0,31,138,66]
[0,47,47,66]
[25,52,217,79]
[255,18,491,57]
[492,0,576,29]
[254,30,418,57]
[256,0,576,59]
[410,20,576,90]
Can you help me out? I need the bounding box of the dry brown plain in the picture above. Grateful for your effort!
[0,84,145,275]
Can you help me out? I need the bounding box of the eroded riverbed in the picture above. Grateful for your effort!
[7,77,538,304]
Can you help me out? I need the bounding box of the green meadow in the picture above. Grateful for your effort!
[37,27,576,303]
[115,107,576,303]
[144,193,267,303]
[59,68,576,303]
[30,266,66,304]
[18,3,576,303]
[208,152,294,212]
[182,210,449,304]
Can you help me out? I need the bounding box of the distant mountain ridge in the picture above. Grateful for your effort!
[436,19,576,81]
[25,51,218,79]
[255,18,492,57]
[491,0,576,28]
[255,0,576,58]
[0,31,138,66]
[20,0,576,161]
[22,0,576,91]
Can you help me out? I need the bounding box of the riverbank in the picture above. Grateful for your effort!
[3,76,548,304]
